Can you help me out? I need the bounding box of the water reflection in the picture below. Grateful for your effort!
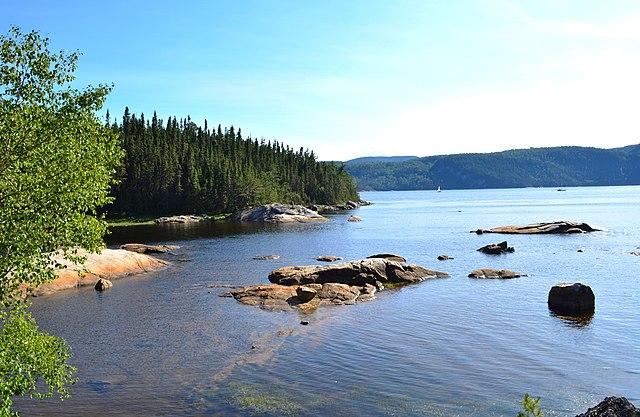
[549,311,594,328]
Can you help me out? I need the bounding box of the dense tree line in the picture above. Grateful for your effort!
[346,145,640,191]
[107,108,358,216]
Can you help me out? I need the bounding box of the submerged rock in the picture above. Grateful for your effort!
[235,204,327,223]
[120,243,180,254]
[155,215,207,224]
[316,255,342,262]
[94,278,113,291]
[477,241,514,255]
[576,396,640,417]
[253,255,280,260]
[366,253,407,263]
[472,221,599,235]
[548,283,595,316]
[347,215,362,222]
[468,268,523,279]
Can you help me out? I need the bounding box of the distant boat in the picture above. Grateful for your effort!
[436,186,441,192]
[557,188,566,192]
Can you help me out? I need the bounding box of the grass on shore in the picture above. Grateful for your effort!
[106,213,232,227]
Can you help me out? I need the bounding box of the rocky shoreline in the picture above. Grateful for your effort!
[32,248,168,297]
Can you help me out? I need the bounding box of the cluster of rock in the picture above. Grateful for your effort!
[229,255,449,311]
[576,397,639,417]
[473,221,599,235]
[477,241,514,255]
[235,204,327,223]
[155,215,208,224]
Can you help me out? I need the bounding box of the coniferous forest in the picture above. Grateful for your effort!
[107,108,359,217]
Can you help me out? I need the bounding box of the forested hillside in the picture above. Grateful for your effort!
[107,108,358,216]
[346,145,640,191]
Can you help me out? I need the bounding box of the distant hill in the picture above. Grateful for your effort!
[345,144,640,191]
[345,156,418,165]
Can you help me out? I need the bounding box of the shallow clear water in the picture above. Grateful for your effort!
[19,186,640,416]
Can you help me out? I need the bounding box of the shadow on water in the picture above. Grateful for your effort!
[105,218,333,246]
[548,310,594,328]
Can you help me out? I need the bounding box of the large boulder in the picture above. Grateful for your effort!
[268,257,448,287]
[468,268,523,279]
[235,204,327,223]
[576,396,640,417]
[548,283,595,316]
[473,221,599,235]
[120,243,180,254]
[296,286,317,303]
[477,241,514,255]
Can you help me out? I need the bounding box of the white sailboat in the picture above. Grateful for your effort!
[436,186,441,192]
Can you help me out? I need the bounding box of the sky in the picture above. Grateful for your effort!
[2,0,640,160]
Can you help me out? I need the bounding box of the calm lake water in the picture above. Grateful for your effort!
[19,187,640,416]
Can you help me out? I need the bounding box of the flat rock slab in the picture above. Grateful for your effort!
[235,204,327,223]
[576,396,640,417]
[473,221,599,235]
[468,268,524,279]
[253,255,280,260]
[120,243,180,254]
[33,249,168,297]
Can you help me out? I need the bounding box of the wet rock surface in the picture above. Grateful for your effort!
[576,396,640,417]
[253,255,280,260]
[94,278,113,291]
[347,215,362,222]
[473,221,599,235]
[366,253,407,263]
[235,204,327,223]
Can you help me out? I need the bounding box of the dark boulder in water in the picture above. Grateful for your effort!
[548,283,595,316]
[477,241,514,255]
[575,396,640,417]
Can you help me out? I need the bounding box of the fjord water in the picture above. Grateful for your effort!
[21,187,640,416]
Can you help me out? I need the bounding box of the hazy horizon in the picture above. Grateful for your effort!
[4,0,640,160]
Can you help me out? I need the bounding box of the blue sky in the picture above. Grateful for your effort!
[3,0,640,160]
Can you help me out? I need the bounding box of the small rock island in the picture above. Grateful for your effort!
[229,255,449,312]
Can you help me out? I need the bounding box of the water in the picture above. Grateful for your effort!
[19,186,640,416]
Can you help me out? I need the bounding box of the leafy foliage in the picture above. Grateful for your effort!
[517,393,544,417]
[0,308,77,416]
[346,145,640,190]
[108,112,359,216]
[0,26,122,414]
